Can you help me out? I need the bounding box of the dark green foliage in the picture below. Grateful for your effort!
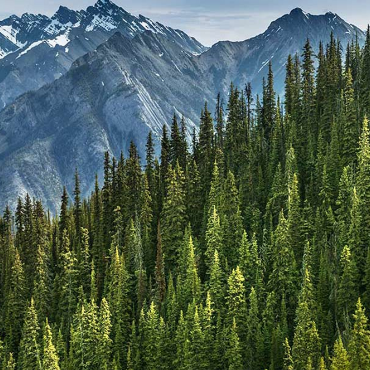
[2,35,370,370]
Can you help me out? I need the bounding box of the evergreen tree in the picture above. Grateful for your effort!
[283,338,294,370]
[18,298,42,370]
[98,298,113,369]
[5,353,16,370]
[337,246,358,325]
[356,117,370,275]
[42,319,60,370]
[5,248,26,354]
[330,336,350,370]
[343,68,359,166]
[348,299,370,370]
[246,287,263,369]
[74,169,82,242]
[292,268,321,369]
[161,163,187,272]
[226,319,243,370]
[205,206,223,273]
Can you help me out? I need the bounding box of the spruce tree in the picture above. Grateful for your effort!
[337,246,358,325]
[330,336,350,370]
[5,248,26,354]
[161,163,187,272]
[18,298,42,370]
[356,117,370,275]
[205,206,223,273]
[283,338,294,370]
[98,298,113,369]
[292,268,321,369]
[348,298,370,370]
[226,319,243,370]
[42,319,60,370]
[5,353,16,370]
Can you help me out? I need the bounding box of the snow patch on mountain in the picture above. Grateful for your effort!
[0,25,25,48]
[16,33,70,59]
[85,14,117,32]
[47,33,70,47]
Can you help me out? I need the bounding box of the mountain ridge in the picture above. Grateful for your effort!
[0,4,366,212]
[0,0,207,108]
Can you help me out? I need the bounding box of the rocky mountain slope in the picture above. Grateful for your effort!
[0,6,365,211]
[197,8,365,97]
[0,31,211,211]
[0,0,206,108]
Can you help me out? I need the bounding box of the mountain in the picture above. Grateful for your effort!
[0,0,206,108]
[0,31,212,211]
[197,8,366,96]
[0,6,365,212]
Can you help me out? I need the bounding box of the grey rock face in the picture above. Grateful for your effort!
[0,0,207,108]
[0,31,210,212]
[197,8,365,97]
[0,7,365,212]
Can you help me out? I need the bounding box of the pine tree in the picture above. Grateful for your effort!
[226,267,247,346]
[161,125,171,198]
[98,298,113,369]
[246,287,263,369]
[161,163,187,272]
[189,306,208,370]
[319,357,328,370]
[59,186,69,245]
[330,336,350,370]
[79,227,91,296]
[205,206,223,273]
[155,222,166,307]
[198,102,214,199]
[348,298,370,370]
[5,248,26,354]
[283,338,293,370]
[42,319,60,370]
[174,311,188,370]
[343,68,359,166]
[221,171,243,267]
[360,27,370,116]
[5,353,16,370]
[107,248,130,366]
[70,301,100,369]
[170,114,183,167]
[145,131,155,192]
[178,232,201,309]
[337,246,358,325]
[287,173,304,266]
[58,230,78,335]
[74,169,82,242]
[18,298,42,370]
[142,302,161,370]
[33,244,50,324]
[356,117,370,275]
[292,268,321,369]
[268,211,297,318]
[262,61,276,141]
[226,319,243,370]
[209,249,225,314]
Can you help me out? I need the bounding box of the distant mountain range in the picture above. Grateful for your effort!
[0,0,206,108]
[0,2,366,211]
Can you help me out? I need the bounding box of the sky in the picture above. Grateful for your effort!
[0,0,369,46]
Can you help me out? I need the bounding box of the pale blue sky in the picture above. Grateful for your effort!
[0,0,369,45]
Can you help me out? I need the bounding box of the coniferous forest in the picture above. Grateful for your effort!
[2,32,370,370]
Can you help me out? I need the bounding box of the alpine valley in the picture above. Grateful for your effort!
[0,0,365,211]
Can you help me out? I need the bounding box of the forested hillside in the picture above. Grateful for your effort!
[2,30,370,370]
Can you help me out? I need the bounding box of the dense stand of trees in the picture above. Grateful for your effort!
[2,31,370,369]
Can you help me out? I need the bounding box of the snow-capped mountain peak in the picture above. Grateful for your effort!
[0,0,206,62]
[0,0,207,109]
